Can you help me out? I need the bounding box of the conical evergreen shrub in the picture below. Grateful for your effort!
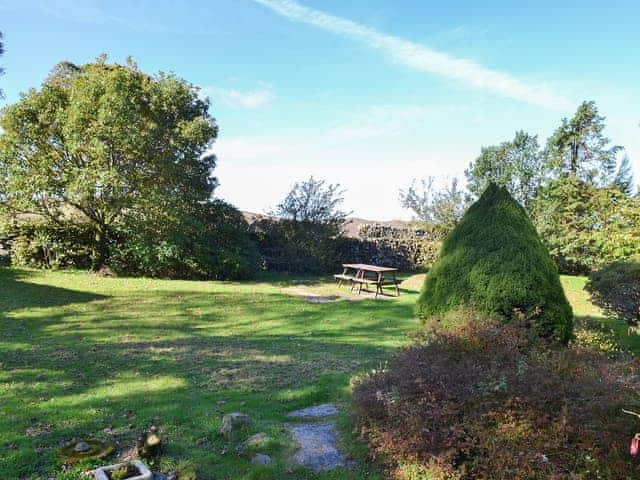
[416,183,573,342]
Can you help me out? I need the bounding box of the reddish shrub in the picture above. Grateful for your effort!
[352,318,640,479]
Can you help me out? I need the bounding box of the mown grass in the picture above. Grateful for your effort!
[0,268,421,479]
[0,268,633,479]
[561,274,640,353]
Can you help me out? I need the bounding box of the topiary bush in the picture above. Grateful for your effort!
[416,183,573,342]
[586,257,640,326]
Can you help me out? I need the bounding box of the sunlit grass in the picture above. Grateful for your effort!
[1,268,631,479]
[0,267,419,479]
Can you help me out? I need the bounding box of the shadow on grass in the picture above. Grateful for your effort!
[0,268,107,314]
[0,275,415,478]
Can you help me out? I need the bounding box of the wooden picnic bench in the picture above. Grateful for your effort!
[334,263,400,298]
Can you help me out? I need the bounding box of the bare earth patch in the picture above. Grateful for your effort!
[285,287,394,302]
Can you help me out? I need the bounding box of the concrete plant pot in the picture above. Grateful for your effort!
[94,460,152,480]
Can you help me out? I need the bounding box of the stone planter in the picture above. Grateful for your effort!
[94,460,152,480]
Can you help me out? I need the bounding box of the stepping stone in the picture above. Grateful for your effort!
[287,403,338,419]
[288,422,347,471]
[220,412,253,438]
[252,453,272,465]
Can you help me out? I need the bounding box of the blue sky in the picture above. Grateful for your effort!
[1,0,638,219]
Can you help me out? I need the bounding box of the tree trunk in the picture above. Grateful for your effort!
[570,140,579,175]
[91,226,108,271]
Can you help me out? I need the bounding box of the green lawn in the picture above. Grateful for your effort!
[0,268,420,479]
[0,268,633,479]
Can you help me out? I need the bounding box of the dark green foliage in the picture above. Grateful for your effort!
[417,183,573,342]
[252,219,341,274]
[532,176,640,274]
[110,200,259,280]
[587,257,640,326]
[0,56,217,269]
[9,220,94,269]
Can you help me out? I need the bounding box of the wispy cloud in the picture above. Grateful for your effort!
[254,0,571,111]
[200,85,274,109]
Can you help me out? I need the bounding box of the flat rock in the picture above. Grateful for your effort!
[287,403,338,419]
[288,422,347,471]
[246,432,271,448]
[220,412,253,438]
[252,453,272,465]
[237,432,272,454]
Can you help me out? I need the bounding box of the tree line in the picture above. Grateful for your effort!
[0,48,637,278]
[400,101,639,273]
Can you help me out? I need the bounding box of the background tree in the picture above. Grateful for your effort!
[0,32,4,98]
[465,130,544,210]
[612,154,634,195]
[399,176,467,230]
[255,176,351,273]
[272,176,350,224]
[544,101,621,186]
[0,56,217,269]
[532,176,640,273]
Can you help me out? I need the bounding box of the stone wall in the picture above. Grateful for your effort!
[337,223,444,271]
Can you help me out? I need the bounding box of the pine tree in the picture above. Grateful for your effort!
[612,155,634,195]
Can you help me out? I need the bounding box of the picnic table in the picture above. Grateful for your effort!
[334,263,400,298]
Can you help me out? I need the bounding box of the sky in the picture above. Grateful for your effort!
[1,0,639,220]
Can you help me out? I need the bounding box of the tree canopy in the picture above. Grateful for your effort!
[0,56,217,268]
[465,130,544,210]
[532,176,640,274]
[417,183,573,343]
[545,100,622,186]
[272,176,350,224]
[399,176,468,229]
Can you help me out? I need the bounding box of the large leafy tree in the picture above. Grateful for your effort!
[465,130,544,210]
[0,56,217,268]
[399,176,468,229]
[545,101,621,186]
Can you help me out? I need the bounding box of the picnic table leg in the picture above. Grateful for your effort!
[337,267,348,287]
[351,269,359,292]
[375,272,382,299]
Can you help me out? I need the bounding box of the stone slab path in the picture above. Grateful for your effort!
[286,403,338,419]
[286,403,351,471]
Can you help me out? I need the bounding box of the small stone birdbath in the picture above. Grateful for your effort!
[57,440,116,464]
